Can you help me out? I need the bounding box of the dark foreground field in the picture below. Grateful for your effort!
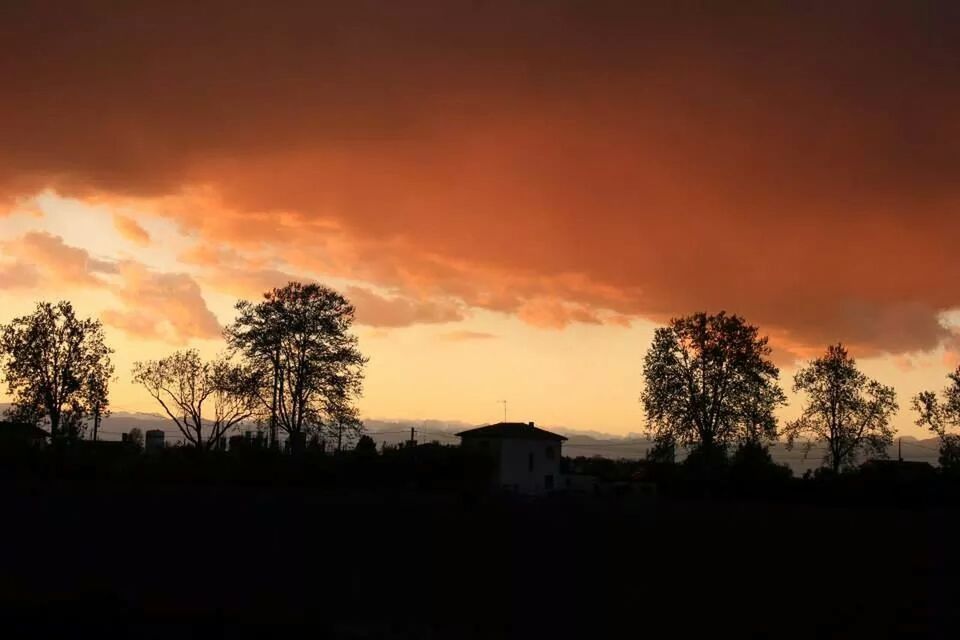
[1,487,956,638]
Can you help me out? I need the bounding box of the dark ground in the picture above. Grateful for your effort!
[0,486,956,638]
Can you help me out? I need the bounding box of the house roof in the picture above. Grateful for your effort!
[0,421,50,440]
[456,422,567,442]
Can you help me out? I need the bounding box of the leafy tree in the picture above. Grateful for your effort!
[0,301,113,439]
[641,311,785,454]
[225,282,367,450]
[913,366,960,470]
[784,344,898,473]
[224,290,286,446]
[132,350,260,450]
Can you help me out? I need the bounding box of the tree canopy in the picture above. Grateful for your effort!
[913,366,960,469]
[225,282,367,448]
[0,301,113,439]
[641,311,785,453]
[785,344,898,473]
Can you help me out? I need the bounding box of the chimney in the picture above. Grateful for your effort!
[528,421,535,428]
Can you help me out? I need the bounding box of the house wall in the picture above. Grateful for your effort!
[497,439,562,495]
[460,437,503,489]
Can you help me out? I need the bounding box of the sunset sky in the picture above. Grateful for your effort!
[2,1,959,437]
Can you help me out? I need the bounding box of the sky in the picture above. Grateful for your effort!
[1,1,959,437]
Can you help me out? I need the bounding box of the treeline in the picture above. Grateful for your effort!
[3,295,960,483]
[0,282,366,452]
[639,311,960,475]
[564,450,952,506]
[0,439,496,498]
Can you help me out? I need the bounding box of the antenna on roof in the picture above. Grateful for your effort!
[497,400,507,423]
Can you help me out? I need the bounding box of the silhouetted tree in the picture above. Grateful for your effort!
[785,344,898,473]
[132,350,260,450]
[913,366,960,470]
[641,311,785,455]
[645,433,676,464]
[354,434,377,455]
[225,290,285,447]
[0,301,113,440]
[127,427,144,451]
[84,363,112,441]
[225,282,367,451]
[324,390,364,452]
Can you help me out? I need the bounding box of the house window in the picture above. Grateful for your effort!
[545,474,554,490]
[528,452,534,471]
[545,446,555,461]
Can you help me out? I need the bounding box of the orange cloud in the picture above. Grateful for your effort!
[0,262,39,289]
[198,266,302,300]
[1,3,960,357]
[104,262,222,342]
[1,231,115,287]
[113,214,150,246]
[0,231,221,343]
[517,298,602,330]
[346,286,464,328]
[440,330,497,342]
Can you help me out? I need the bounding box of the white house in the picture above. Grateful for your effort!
[457,421,567,495]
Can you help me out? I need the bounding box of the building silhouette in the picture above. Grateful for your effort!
[457,421,566,494]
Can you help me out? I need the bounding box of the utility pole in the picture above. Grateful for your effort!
[898,437,903,462]
[498,400,508,423]
[407,427,417,448]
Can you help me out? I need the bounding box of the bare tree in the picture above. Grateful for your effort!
[641,311,785,455]
[0,301,113,439]
[225,282,367,450]
[913,366,960,469]
[785,344,898,473]
[132,350,260,450]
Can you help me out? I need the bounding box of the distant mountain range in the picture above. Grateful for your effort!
[2,405,942,473]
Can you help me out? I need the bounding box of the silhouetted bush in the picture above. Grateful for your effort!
[0,438,501,502]
[354,434,377,456]
[938,435,960,473]
[728,442,792,498]
[677,443,729,496]
[8,436,960,509]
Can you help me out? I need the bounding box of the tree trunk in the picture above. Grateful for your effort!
[270,352,279,448]
[290,429,306,454]
[49,407,60,439]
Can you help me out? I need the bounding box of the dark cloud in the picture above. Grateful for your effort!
[2,1,959,356]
